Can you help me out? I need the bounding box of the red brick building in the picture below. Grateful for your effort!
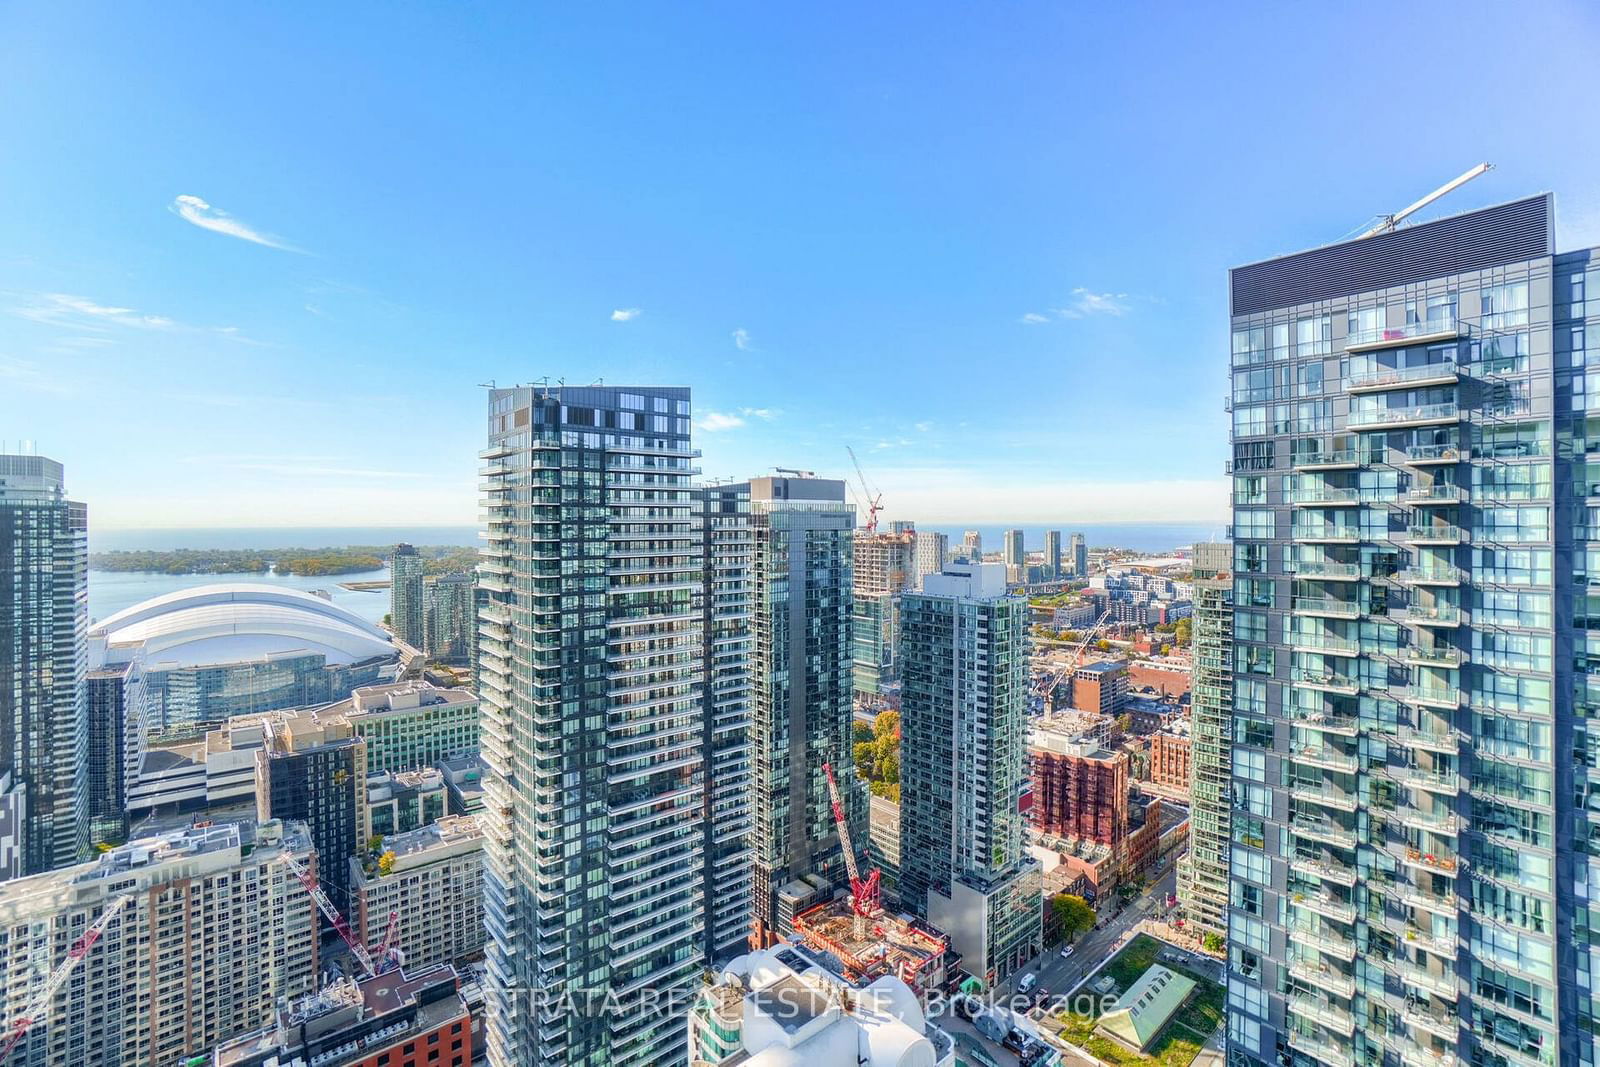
[1127,661,1191,699]
[1069,660,1128,715]
[1149,728,1192,794]
[1029,732,1129,846]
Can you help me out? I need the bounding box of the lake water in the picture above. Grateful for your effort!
[88,567,394,627]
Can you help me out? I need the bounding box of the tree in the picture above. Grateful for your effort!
[853,722,874,743]
[1053,894,1096,943]
[1115,712,1134,736]
[377,850,396,876]
[873,710,900,741]
[1202,932,1225,953]
[1174,617,1193,647]
[1096,639,1112,652]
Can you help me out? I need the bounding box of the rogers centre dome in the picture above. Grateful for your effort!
[90,583,397,667]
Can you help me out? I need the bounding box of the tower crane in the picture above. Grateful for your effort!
[1355,163,1494,239]
[846,446,884,533]
[822,759,881,940]
[1033,607,1115,705]
[0,892,137,1064]
[276,853,399,979]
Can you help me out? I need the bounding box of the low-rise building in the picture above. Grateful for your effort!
[1069,660,1127,715]
[313,682,479,774]
[1029,728,1129,847]
[1149,725,1192,795]
[212,964,474,1067]
[436,754,485,815]
[366,767,449,837]
[686,942,956,1066]
[351,815,485,972]
[0,820,318,1067]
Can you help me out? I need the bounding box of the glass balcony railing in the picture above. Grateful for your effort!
[1403,848,1460,874]
[1346,361,1461,391]
[1393,684,1462,709]
[1289,994,1356,1035]
[1294,524,1362,542]
[1397,808,1461,835]
[1397,767,1462,795]
[1349,401,1460,430]
[1291,817,1358,849]
[1345,315,1463,350]
[1405,524,1464,544]
[1404,644,1464,667]
[1289,960,1357,999]
[1395,960,1459,1000]
[1295,786,1360,813]
[1290,560,1363,579]
[1289,1030,1356,1067]
[1394,727,1462,754]
[1290,923,1358,961]
[1405,483,1467,503]
[1290,634,1360,656]
[1293,448,1362,470]
[1399,1008,1459,1042]
[1402,443,1462,465]
[1289,485,1361,506]
[1397,565,1465,586]
[1290,745,1360,773]
[1288,708,1361,735]
[1399,886,1458,916]
[1395,602,1461,625]
[1292,597,1362,618]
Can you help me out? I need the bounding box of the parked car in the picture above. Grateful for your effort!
[1060,945,1075,959]
[1017,972,1039,994]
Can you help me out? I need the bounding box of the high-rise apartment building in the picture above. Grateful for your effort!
[961,529,982,562]
[478,385,708,1067]
[899,561,1041,982]
[913,529,948,590]
[746,475,860,943]
[1045,529,1063,579]
[389,542,425,650]
[1029,728,1130,847]
[424,572,476,663]
[254,718,367,910]
[352,814,486,972]
[699,478,754,962]
[1070,532,1087,577]
[1224,193,1592,1067]
[0,819,318,1066]
[1003,528,1025,569]
[852,526,917,700]
[1177,541,1231,937]
[85,662,131,846]
[0,453,87,874]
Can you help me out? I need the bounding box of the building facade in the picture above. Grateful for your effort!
[255,720,367,910]
[961,529,982,562]
[1224,193,1591,1067]
[390,542,425,650]
[352,815,486,972]
[914,529,948,590]
[1045,529,1063,580]
[746,475,861,944]
[0,820,318,1067]
[1070,532,1088,578]
[317,681,479,774]
[1071,660,1128,715]
[898,561,1040,981]
[478,385,708,1067]
[852,527,917,700]
[1148,726,1192,794]
[424,573,476,664]
[85,662,131,845]
[1029,729,1130,847]
[1178,541,1231,937]
[0,453,87,874]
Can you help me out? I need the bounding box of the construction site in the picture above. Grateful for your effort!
[790,897,949,999]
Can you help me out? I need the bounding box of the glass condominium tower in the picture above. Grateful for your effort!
[0,453,88,874]
[1224,193,1600,1067]
[479,385,709,1067]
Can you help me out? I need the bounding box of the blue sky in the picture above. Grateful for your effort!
[3,3,1597,529]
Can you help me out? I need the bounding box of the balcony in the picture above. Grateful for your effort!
[1290,745,1359,773]
[1394,727,1462,755]
[1403,644,1464,667]
[1396,565,1464,587]
[1403,443,1462,466]
[1294,525,1362,544]
[1291,671,1360,697]
[1345,316,1463,351]
[1405,484,1467,504]
[1294,448,1363,471]
[1399,887,1458,917]
[1289,960,1356,999]
[1402,848,1460,876]
[1393,685,1462,710]
[1348,362,1461,393]
[1348,401,1460,432]
[1288,1031,1355,1067]
[1291,634,1360,657]
[1290,485,1362,507]
[1290,923,1358,962]
[1288,706,1361,736]
[1288,994,1356,1037]
[1291,854,1359,888]
[1396,961,1458,1000]
[1404,524,1465,545]
[1398,767,1461,796]
[1296,786,1359,813]
[1293,890,1359,924]
[1293,597,1362,618]
[1396,1040,1458,1067]
[1397,808,1461,836]
[1402,926,1459,959]
[1292,817,1358,849]
[1291,560,1363,581]
[1395,602,1461,627]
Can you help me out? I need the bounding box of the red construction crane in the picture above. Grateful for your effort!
[277,852,396,979]
[0,892,136,1064]
[822,759,881,940]
[374,909,404,973]
[846,446,884,533]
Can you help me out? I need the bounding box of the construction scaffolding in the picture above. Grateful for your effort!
[790,899,948,997]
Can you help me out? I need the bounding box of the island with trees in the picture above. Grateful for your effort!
[90,544,479,577]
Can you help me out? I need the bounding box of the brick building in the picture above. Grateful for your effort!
[1127,661,1191,699]
[1029,728,1129,846]
[1069,660,1128,715]
[1149,727,1192,795]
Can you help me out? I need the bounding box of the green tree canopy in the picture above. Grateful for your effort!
[1053,894,1096,942]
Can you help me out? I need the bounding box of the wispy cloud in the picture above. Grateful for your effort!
[732,327,753,351]
[11,292,177,331]
[170,195,301,252]
[611,307,642,322]
[1021,287,1133,324]
[914,421,933,433]
[697,411,745,432]
[740,407,779,420]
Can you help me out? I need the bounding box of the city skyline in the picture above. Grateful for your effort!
[3,4,1598,528]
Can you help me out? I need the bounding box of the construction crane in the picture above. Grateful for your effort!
[374,909,404,973]
[276,852,396,979]
[845,446,884,533]
[1033,607,1115,704]
[822,759,881,940]
[1356,163,1494,239]
[0,892,137,1064]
